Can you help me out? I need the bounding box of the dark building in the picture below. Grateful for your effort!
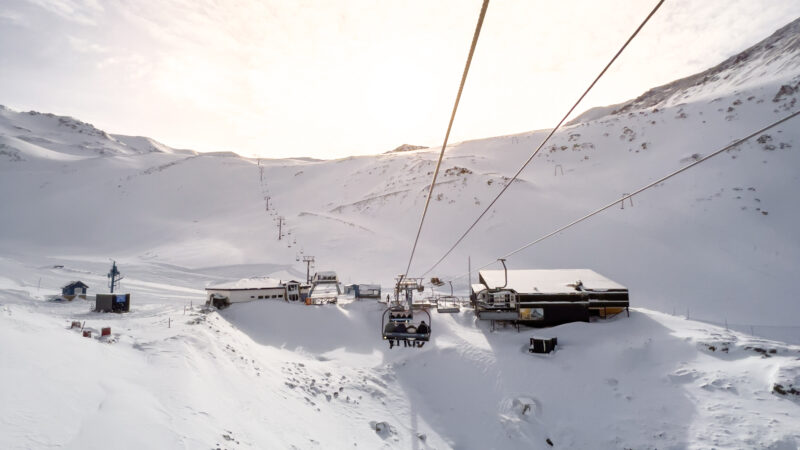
[472,269,629,327]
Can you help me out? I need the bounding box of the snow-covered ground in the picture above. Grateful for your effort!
[1,16,800,450]
[1,263,799,449]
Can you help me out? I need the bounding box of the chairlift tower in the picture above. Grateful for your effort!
[108,260,124,293]
[277,216,285,240]
[301,256,315,284]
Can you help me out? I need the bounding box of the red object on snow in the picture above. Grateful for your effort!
[70,321,81,329]
[101,327,111,336]
[82,330,91,338]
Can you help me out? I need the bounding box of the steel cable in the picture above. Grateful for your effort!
[403,0,491,278]
[419,0,665,278]
[442,109,800,284]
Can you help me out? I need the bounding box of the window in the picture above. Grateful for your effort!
[258,296,264,299]
[520,308,544,321]
[278,294,283,298]
[271,295,277,298]
[250,295,255,299]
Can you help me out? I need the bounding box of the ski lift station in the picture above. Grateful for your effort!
[307,271,342,304]
[205,277,306,309]
[471,269,629,327]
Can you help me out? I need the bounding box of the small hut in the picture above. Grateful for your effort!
[61,281,89,300]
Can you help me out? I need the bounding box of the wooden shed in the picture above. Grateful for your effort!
[61,281,89,300]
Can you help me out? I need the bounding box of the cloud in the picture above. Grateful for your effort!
[24,0,102,26]
[4,0,800,159]
[0,9,31,27]
[67,35,107,53]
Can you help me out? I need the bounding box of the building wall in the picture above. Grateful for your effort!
[206,287,287,304]
[357,284,381,298]
[520,302,590,327]
[285,282,301,302]
[63,284,87,295]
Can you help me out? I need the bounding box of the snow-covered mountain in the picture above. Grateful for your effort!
[2,18,799,324]
[1,16,800,450]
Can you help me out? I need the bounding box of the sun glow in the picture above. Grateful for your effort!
[2,1,799,158]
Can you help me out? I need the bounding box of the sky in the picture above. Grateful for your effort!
[1,1,799,159]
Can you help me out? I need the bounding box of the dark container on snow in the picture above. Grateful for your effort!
[95,293,130,313]
[529,337,557,354]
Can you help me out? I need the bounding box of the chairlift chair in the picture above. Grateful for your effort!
[436,281,461,313]
[436,296,460,314]
[381,306,431,344]
[381,275,432,346]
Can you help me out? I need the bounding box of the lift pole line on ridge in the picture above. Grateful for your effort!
[403,0,490,279]
[419,0,665,279]
[441,109,800,284]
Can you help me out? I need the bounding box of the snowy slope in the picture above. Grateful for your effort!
[3,20,800,326]
[1,16,800,450]
[1,266,799,449]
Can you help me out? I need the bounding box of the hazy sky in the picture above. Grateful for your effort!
[1,1,799,159]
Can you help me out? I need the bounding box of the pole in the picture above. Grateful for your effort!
[278,216,284,240]
[108,261,122,293]
[302,256,315,284]
[499,258,508,289]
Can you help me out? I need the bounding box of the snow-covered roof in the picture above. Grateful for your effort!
[471,283,487,293]
[206,277,283,291]
[62,280,88,289]
[478,269,626,294]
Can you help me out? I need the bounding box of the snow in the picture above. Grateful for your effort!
[1,16,800,450]
[207,277,284,290]
[478,269,626,293]
[1,278,798,448]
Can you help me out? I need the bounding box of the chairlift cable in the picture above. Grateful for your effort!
[403,0,490,279]
[441,109,800,284]
[419,0,665,279]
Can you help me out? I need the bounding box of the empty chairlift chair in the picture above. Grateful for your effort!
[436,296,460,314]
[435,281,460,314]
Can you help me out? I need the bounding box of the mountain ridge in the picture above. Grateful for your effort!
[569,16,800,125]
